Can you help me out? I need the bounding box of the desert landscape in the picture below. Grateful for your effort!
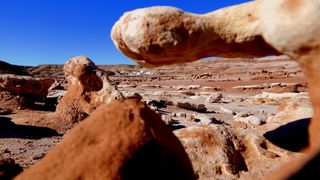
[0,56,314,179]
[1,0,320,179]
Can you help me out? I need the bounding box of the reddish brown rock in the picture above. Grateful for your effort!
[0,75,55,98]
[175,125,247,179]
[48,56,124,131]
[111,2,279,67]
[0,91,32,110]
[15,100,196,180]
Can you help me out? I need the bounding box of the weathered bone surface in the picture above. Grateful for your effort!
[111,1,279,67]
[48,56,124,131]
[16,100,196,180]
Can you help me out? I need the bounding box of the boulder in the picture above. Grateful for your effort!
[206,93,223,103]
[176,102,207,113]
[48,56,124,131]
[111,2,279,67]
[16,100,196,180]
[174,125,247,179]
[270,100,313,124]
[259,0,320,148]
[233,113,265,125]
[0,75,55,98]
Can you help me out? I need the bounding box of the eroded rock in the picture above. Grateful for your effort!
[175,125,247,179]
[111,2,279,67]
[48,56,124,131]
[16,100,196,180]
[0,75,54,98]
[206,93,223,103]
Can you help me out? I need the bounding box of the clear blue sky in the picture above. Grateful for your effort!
[0,0,251,66]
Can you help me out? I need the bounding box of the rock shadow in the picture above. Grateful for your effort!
[263,118,310,152]
[0,116,61,139]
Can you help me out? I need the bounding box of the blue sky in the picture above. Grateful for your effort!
[0,0,251,66]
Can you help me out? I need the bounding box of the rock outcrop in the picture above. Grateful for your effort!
[112,0,320,176]
[175,125,247,179]
[111,1,279,67]
[259,0,320,148]
[16,100,196,180]
[48,56,124,131]
[0,75,55,98]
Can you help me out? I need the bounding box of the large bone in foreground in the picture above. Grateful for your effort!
[111,1,279,67]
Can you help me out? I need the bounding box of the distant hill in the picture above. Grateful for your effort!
[0,60,30,75]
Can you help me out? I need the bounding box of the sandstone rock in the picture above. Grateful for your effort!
[0,158,23,180]
[219,107,235,115]
[233,113,265,125]
[206,93,223,103]
[247,92,309,105]
[174,125,247,179]
[270,100,313,125]
[259,0,320,148]
[48,56,124,131]
[0,91,31,110]
[111,2,279,67]
[176,102,207,113]
[126,92,143,101]
[0,75,55,98]
[16,100,196,180]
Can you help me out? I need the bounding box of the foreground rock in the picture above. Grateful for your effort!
[259,0,320,148]
[111,2,279,67]
[175,125,247,179]
[47,56,124,131]
[0,75,55,98]
[16,100,195,180]
[112,0,320,175]
[174,124,300,179]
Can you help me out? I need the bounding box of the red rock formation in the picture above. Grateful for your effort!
[48,56,124,131]
[0,75,54,98]
[15,100,196,180]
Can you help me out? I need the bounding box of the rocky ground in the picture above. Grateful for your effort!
[0,57,313,179]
